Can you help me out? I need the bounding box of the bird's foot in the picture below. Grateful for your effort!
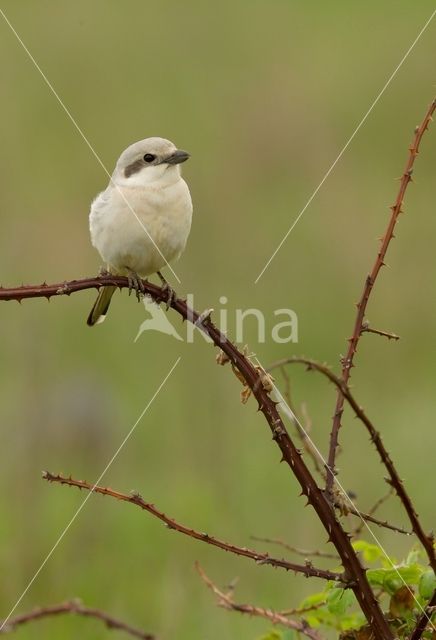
[127,269,145,301]
[98,266,112,277]
[157,271,176,310]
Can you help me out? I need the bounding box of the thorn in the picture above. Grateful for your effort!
[130,490,142,500]
[194,308,214,327]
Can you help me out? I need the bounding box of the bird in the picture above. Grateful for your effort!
[87,137,193,326]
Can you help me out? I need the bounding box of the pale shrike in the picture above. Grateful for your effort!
[87,137,193,326]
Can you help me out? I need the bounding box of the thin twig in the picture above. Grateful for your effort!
[278,366,324,477]
[279,601,327,617]
[42,472,344,583]
[195,563,325,640]
[269,357,435,570]
[352,489,395,537]
[333,500,409,536]
[326,98,436,496]
[0,281,393,636]
[361,324,400,341]
[251,536,339,560]
[0,599,154,638]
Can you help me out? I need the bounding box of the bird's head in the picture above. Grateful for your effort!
[113,137,190,187]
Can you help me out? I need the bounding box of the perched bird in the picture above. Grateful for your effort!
[87,137,192,326]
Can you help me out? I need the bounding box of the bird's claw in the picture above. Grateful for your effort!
[161,282,176,310]
[157,271,175,310]
[127,270,145,301]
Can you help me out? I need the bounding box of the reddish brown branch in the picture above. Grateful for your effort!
[42,472,343,583]
[2,98,434,640]
[0,599,154,638]
[332,500,409,536]
[251,536,339,560]
[352,489,394,537]
[361,324,399,341]
[326,98,436,496]
[195,563,324,640]
[277,364,324,477]
[0,280,392,637]
[269,357,435,572]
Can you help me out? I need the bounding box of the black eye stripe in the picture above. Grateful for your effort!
[143,153,156,163]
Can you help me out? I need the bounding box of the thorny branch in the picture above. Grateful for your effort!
[360,322,399,341]
[3,96,435,640]
[195,563,324,640]
[352,489,395,538]
[278,364,324,477]
[0,277,393,638]
[42,472,343,583]
[0,599,154,639]
[332,499,409,536]
[250,536,339,560]
[0,279,393,639]
[268,357,436,574]
[326,98,436,497]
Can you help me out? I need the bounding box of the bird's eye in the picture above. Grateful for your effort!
[143,153,156,163]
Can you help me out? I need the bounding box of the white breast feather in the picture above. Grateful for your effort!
[89,178,192,276]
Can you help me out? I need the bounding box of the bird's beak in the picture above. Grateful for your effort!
[163,149,190,165]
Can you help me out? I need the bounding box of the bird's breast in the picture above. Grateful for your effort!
[89,179,192,276]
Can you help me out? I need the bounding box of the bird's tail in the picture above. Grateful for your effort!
[87,286,116,326]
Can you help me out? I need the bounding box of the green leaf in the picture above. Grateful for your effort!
[366,568,387,586]
[326,588,355,616]
[304,608,336,629]
[405,546,423,566]
[299,591,328,609]
[419,570,436,599]
[367,564,424,594]
[353,540,383,563]
[390,564,424,585]
[339,612,367,632]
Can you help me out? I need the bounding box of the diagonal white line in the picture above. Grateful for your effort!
[0,8,181,284]
[0,357,181,631]
[254,8,436,284]
[259,358,435,631]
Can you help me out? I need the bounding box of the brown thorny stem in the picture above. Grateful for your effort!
[0,600,154,639]
[276,356,436,639]
[269,358,436,567]
[0,277,393,639]
[42,472,341,582]
[326,98,436,501]
[2,98,435,640]
[195,562,324,640]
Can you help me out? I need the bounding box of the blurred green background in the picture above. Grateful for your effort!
[0,2,435,638]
